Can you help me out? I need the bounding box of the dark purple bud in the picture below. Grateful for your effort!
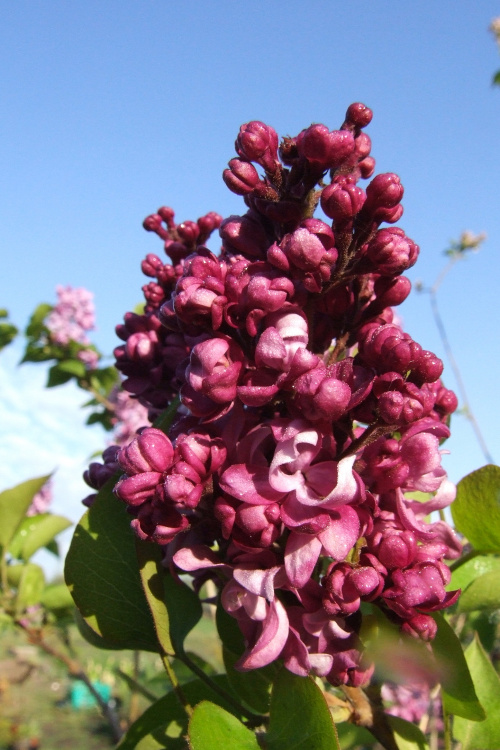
[410,350,444,385]
[373,275,412,309]
[354,132,371,159]
[296,125,354,170]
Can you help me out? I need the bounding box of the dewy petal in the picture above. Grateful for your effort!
[284,533,322,588]
[319,505,361,560]
[236,599,289,671]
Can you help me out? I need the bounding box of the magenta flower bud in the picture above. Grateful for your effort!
[296,125,354,170]
[365,228,419,276]
[185,336,244,404]
[223,158,261,195]
[235,121,280,173]
[410,350,444,385]
[366,173,404,209]
[143,213,169,240]
[359,324,421,375]
[141,253,164,278]
[378,530,417,569]
[177,220,200,246]
[321,180,366,223]
[345,102,373,128]
[373,276,412,309]
[115,471,162,506]
[125,331,158,362]
[354,132,371,159]
[157,206,176,228]
[118,428,174,475]
[220,213,270,258]
[401,614,438,641]
[279,227,335,271]
[197,211,223,244]
[359,156,376,179]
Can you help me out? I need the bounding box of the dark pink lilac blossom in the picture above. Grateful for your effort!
[84,103,461,688]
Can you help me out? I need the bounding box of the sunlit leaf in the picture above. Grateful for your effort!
[453,634,500,749]
[432,614,485,721]
[457,570,500,612]
[116,675,242,749]
[267,667,340,750]
[452,465,500,551]
[188,701,261,750]
[64,479,159,651]
[15,563,45,614]
[0,475,51,550]
[450,554,500,592]
[9,513,72,561]
[388,716,429,750]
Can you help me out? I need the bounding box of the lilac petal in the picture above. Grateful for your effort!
[242,592,268,621]
[319,505,360,560]
[233,565,284,601]
[173,545,232,575]
[285,533,322,588]
[236,599,289,671]
[220,464,284,504]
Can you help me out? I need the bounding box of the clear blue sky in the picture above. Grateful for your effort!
[1,1,499,506]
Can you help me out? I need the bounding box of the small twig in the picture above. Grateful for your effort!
[17,622,123,743]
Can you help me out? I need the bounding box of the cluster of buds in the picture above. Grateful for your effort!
[86,103,461,687]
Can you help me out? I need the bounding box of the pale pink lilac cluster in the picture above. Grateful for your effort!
[46,285,96,346]
[85,103,461,687]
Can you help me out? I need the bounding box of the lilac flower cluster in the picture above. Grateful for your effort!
[89,103,461,687]
[45,285,99,369]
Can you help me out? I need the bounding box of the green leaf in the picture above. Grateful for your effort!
[388,716,429,750]
[89,366,119,393]
[0,322,18,350]
[57,358,88,378]
[25,303,52,338]
[452,465,500,551]
[457,570,500,612]
[0,475,51,550]
[15,563,45,614]
[136,538,202,657]
[116,675,241,749]
[64,479,159,651]
[492,70,500,86]
[450,554,500,593]
[432,614,485,720]
[41,582,75,611]
[267,668,340,750]
[46,363,74,387]
[9,513,72,561]
[216,602,276,714]
[188,701,261,750]
[454,634,500,749]
[335,722,374,749]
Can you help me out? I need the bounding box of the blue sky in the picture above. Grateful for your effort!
[1,2,500,555]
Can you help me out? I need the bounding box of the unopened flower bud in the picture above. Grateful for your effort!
[235,121,280,173]
[345,102,373,129]
[223,158,262,195]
